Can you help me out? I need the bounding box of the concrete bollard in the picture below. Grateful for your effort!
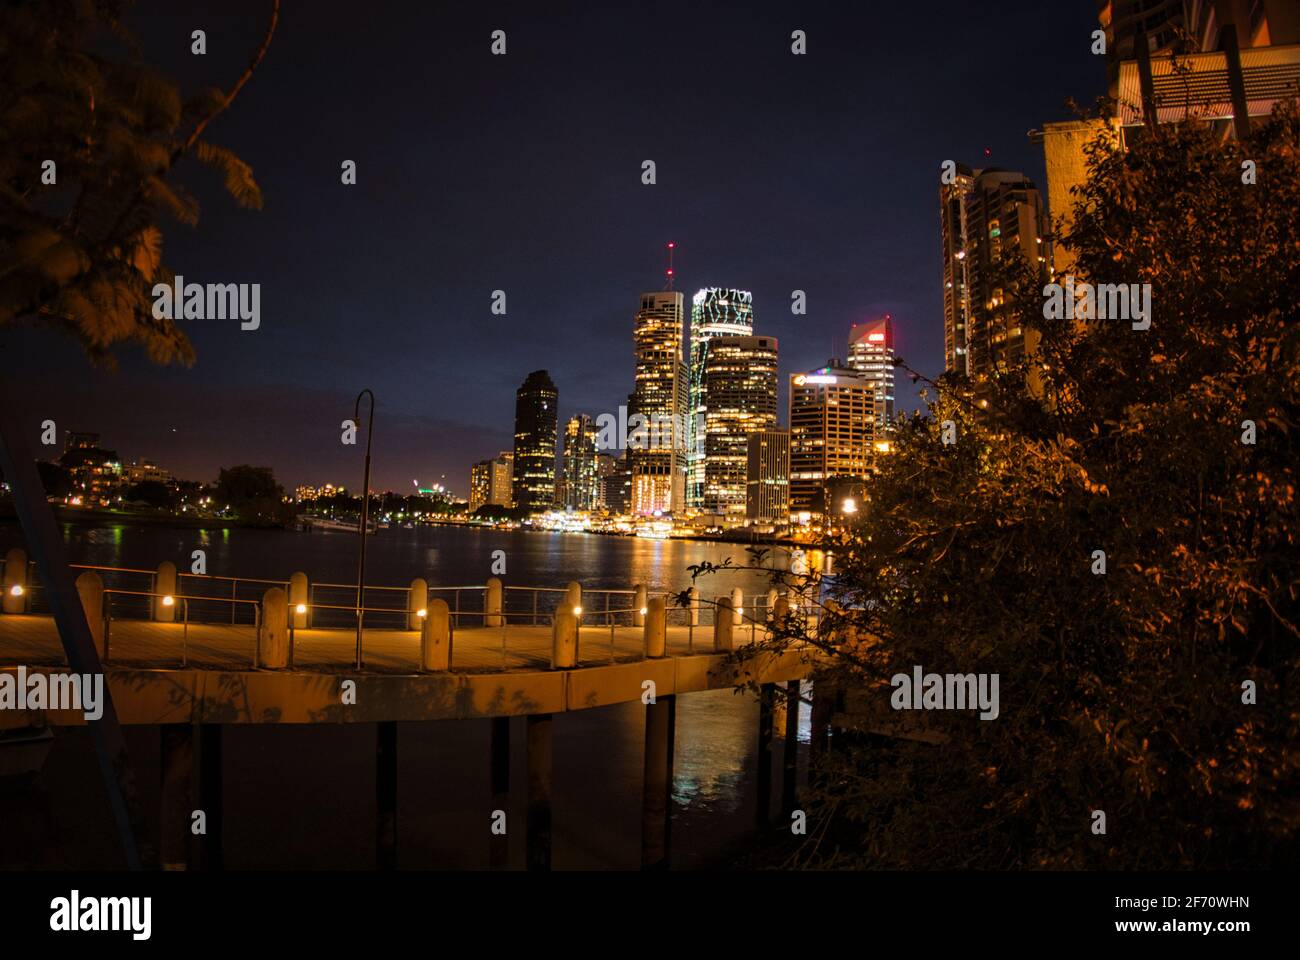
[688,586,699,626]
[644,596,666,658]
[732,586,744,625]
[75,571,105,658]
[289,572,309,629]
[564,581,582,619]
[552,605,578,669]
[154,560,178,622]
[407,577,428,631]
[421,599,451,671]
[773,594,791,620]
[2,547,26,614]
[714,596,734,652]
[766,588,778,618]
[485,577,504,627]
[259,587,288,668]
[633,584,647,627]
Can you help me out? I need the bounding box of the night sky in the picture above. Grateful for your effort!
[5,0,1101,496]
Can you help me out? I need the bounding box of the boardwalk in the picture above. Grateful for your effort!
[0,613,752,673]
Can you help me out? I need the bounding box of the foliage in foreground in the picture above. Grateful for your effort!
[736,105,1299,869]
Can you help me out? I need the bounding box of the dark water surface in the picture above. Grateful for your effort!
[0,521,811,869]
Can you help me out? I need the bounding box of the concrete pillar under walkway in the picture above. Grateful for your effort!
[159,723,194,870]
[376,721,397,870]
[490,716,510,870]
[641,694,676,870]
[783,680,801,815]
[756,683,776,830]
[197,724,223,870]
[526,714,553,871]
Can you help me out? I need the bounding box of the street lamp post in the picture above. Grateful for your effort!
[354,389,375,669]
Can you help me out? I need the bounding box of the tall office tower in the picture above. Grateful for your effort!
[746,430,790,524]
[603,453,633,515]
[511,370,559,516]
[628,291,688,515]
[593,453,617,509]
[687,287,754,507]
[847,316,896,436]
[490,452,514,507]
[788,363,875,516]
[562,414,599,510]
[940,163,977,376]
[699,335,778,518]
[469,460,492,512]
[940,168,1048,379]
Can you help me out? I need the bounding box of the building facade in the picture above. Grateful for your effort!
[847,316,896,436]
[788,364,875,516]
[511,370,559,516]
[940,168,1048,380]
[562,415,599,510]
[746,430,790,524]
[627,292,688,515]
[687,287,754,508]
[700,334,778,518]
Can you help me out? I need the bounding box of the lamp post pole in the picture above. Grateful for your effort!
[354,389,375,669]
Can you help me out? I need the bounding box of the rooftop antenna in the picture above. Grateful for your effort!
[663,241,675,290]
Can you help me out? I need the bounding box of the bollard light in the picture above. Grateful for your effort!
[640,607,648,616]
[572,606,583,616]
[295,603,308,615]
[417,608,427,618]
[162,595,174,607]
[9,584,22,597]
[737,607,744,617]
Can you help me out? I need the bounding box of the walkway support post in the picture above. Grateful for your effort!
[756,682,776,830]
[258,587,288,668]
[687,586,699,626]
[641,694,676,870]
[783,680,800,814]
[160,723,195,870]
[421,599,451,671]
[376,720,397,870]
[407,578,428,631]
[644,596,666,658]
[526,713,553,871]
[490,716,510,869]
[485,577,504,627]
[2,547,26,614]
[197,724,223,871]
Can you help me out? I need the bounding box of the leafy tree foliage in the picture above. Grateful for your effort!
[214,464,289,526]
[744,106,1299,868]
[0,0,276,364]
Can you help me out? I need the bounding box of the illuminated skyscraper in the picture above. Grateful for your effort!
[700,335,778,518]
[746,430,790,524]
[628,291,688,515]
[511,370,558,516]
[471,451,514,512]
[940,168,1047,379]
[688,287,754,508]
[788,363,874,516]
[847,316,896,436]
[562,414,599,510]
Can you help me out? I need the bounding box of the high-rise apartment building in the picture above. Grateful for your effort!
[628,291,688,515]
[602,453,633,515]
[511,370,558,516]
[847,316,896,436]
[687,287,754,507]
[699,335,778,518]
[470,452,514,512]
[562,414,599,511]
[746,430,790,524]
[788,363,875,516]
[940,168,1048,379]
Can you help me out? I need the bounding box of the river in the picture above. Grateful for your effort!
[0,520,816,869]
